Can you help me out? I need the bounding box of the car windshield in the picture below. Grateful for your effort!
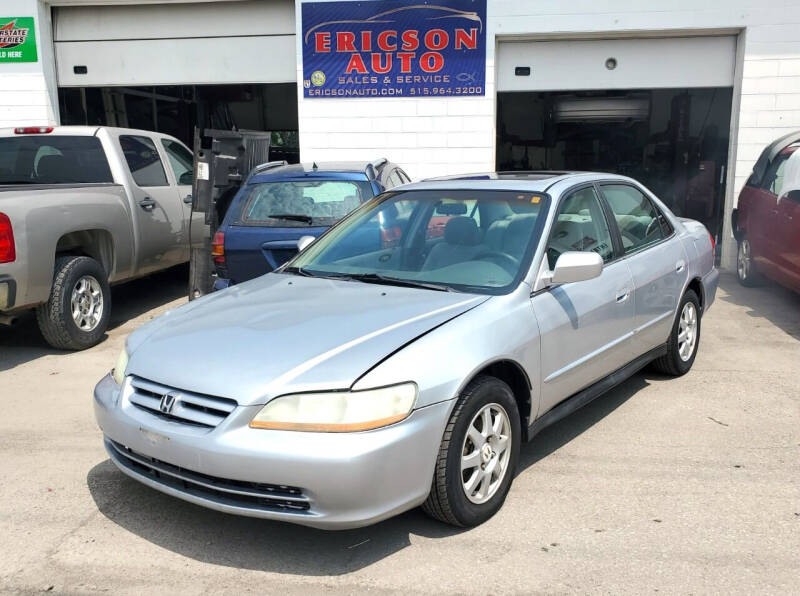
[241,180,370,227]
[286,189,550,294]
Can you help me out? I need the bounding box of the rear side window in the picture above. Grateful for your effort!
[242,180,364,226]
[601,184,665,254]
[0,135,112,184]
[120,135,168,187]
[760,144,800,196]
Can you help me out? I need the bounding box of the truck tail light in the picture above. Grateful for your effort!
[211,231,225,264]
[0,213,16,263]
[14,126,53,134]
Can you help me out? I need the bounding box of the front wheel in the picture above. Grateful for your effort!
[651,289,701,376]
[36,256,111,350]
[422,376,521,527]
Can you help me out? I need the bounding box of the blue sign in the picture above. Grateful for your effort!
[301,0,486,98]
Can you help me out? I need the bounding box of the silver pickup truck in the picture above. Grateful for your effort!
[0,125,196,349]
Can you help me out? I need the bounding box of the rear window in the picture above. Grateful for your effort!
[0,135,113,184]
[241,180,368,227]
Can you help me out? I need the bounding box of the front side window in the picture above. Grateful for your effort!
[761,143,800,197]
[288,190,550,294]
[120,135,168,187]
[242,180,365,226]
[547,187,613,269]
[0,135,112,184]
[161,139,193,185]
[601,184,665,254]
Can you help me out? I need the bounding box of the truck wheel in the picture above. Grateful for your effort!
[36,256,111,350]
[736,237,762,287]
[422,376,521,527]
[651,289,701,377]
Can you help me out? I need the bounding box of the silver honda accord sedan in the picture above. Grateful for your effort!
[94,172,719,529]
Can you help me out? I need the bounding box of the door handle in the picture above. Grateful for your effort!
[616,289,630,303]
[138,197,156,210]
[183,194,193,205]
[676,260,686,273]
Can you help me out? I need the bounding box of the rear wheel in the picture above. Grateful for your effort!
[737,237,762,287]
[36,256,111,350]
[422,376,521,527]
[651,289,701,376]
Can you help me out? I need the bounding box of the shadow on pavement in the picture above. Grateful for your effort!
[87,371,650,575]
[716,272,800,340]
[0,265,188,372]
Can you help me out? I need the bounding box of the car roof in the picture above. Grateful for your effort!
[249,161,390,183]
[405,171,634,193]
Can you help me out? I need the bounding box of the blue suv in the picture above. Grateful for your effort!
[212,159,410,287]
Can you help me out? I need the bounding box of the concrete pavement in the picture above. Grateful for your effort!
[1,269,798,594]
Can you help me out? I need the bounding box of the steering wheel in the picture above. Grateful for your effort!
[474,250,519,274]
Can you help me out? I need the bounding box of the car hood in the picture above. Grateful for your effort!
[125,273,488,405]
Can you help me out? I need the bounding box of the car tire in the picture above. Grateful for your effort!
[736,237,762,287]
[36,256,111,351]
[650,289,701,377]
[422,375,521,527]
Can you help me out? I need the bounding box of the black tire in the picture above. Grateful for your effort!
[736,237,762,287]
[36,256,111,350]
[651,289,701,377]
[422,375,521,527]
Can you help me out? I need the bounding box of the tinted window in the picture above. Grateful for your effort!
[761,144,800,196]
[120,135,168,187]
[161,139,193,185]
[547,187,613,269]
[242,180,364,226]
[601,184,664,253]
[0,135,112,184]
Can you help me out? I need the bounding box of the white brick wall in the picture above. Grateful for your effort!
[296,0,800,267]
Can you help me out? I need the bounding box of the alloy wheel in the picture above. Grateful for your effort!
[677,301,698,362]
[71,275,104,332]
[738,239,751,281]
[461,403,512,504]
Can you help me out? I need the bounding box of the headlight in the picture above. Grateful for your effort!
[112,346,129,386]
[250,383,417,432]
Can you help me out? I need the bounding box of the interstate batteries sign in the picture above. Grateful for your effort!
[301,0,486,98]
[0,17,37,62]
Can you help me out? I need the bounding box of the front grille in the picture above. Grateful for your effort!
[107,440,311,513]
[128,376,237,428]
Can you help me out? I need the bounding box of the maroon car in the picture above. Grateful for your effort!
[732,131,800,293]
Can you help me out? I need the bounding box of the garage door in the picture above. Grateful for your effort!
[54,0,296,86]
[497,36,736,92]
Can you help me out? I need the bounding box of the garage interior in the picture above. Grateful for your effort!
[496,87,733,238]
[57,84,299,162]
[496,35,737,241]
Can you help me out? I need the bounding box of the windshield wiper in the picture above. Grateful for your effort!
[282,266,316,277]
[345,273,452,292]
[266,213,313,224]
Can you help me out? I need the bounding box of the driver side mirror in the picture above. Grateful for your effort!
[178,171,194,186]
[297,235,315,252]
[546,251,603,285]
[785,189,800,203]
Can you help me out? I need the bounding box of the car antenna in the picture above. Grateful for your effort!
[312,161,318,171]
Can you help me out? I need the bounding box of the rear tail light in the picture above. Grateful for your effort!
[211,231,225,264]
[709,232,716,263]
[0,213,16,263]
[14,126,53,134]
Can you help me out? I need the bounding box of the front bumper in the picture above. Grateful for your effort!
[93,374,452,529]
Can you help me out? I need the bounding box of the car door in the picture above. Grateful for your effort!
[598,183,687,355]
[160,137,197,256]
[119,134,187,275]
[532,185,635,416]
[776,188,800,291]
